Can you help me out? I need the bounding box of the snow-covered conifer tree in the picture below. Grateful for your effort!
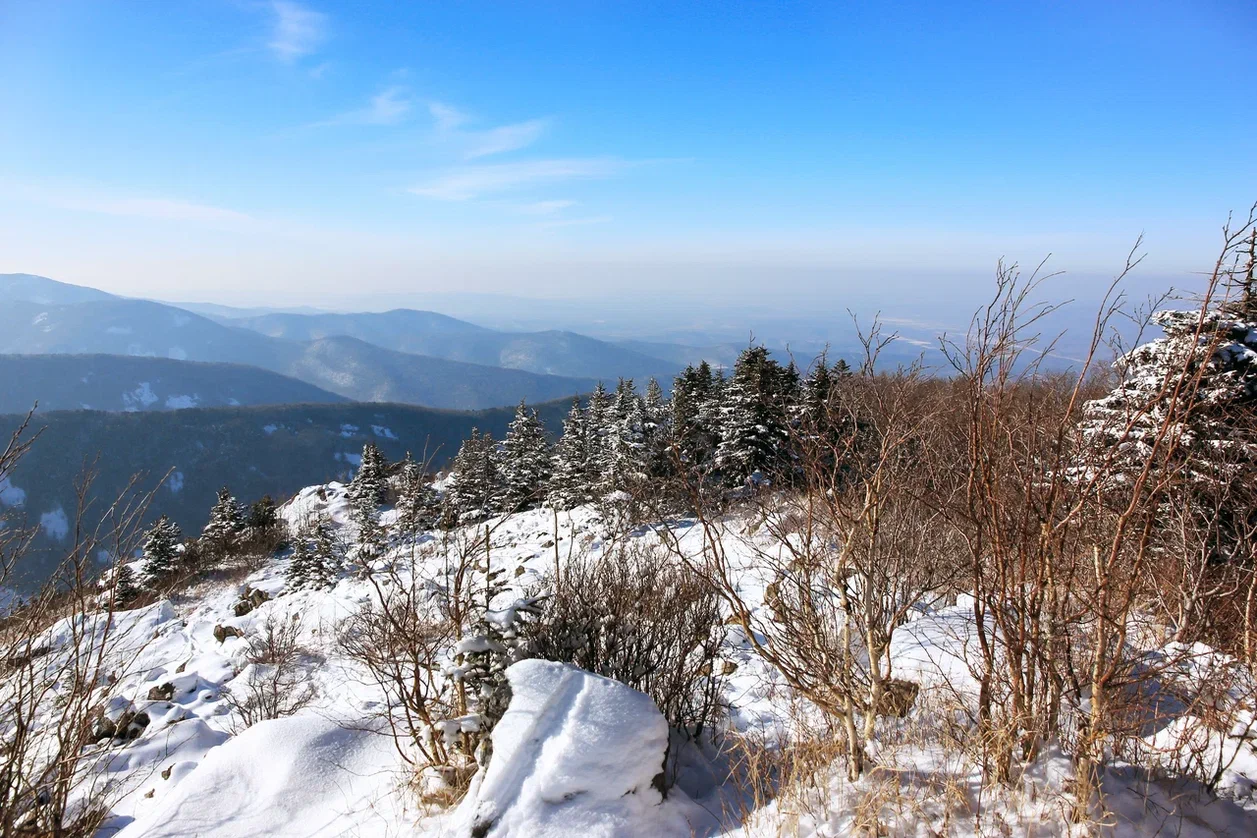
[348,442,387,508]
[500,400,551,511]
[201,487,242,555]
[112,560,140,604]
[642,377,671,477]
[671,362,719,471]
[1082,269,1257,559]
[603,378,646,494]
[584,382,613,484]
[715,347,792,485]
[446,429,502,523]
[347,443,388,563]
[141,515,182,583]
[548,398,590,510]
[396,454,439,536]
[287,516,341,590]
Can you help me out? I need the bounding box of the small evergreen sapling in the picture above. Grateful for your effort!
[141,515,182,583]
[201,487,243,555]
[112,560,141,604]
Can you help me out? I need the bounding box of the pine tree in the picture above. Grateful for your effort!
[348,444,387,564]
[642,377,671,477]
[548,398,591,510]
[201,488,242,556]
[500,400,551,511]
[246,495,278,531]
[584,382,613,487]
[715,346,792,486]
[671,362,722,472]
[141,515,182,583]
[396,454,440,536]
[603,378,647,494]
[1082,299,1257,560]
[286,516,341,590]
[446,429,502,523]
[453,548,539,767]
[348,442,387,509]
[112,560,141,604]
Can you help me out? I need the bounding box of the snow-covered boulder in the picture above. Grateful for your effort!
[457,659,696,838]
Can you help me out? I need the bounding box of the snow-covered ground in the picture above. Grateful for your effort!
[11,483,1256,837]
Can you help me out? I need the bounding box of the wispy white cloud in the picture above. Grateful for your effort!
[315,86,413,127]
[269,1,327,63]
[428,102,469,132]
[428,101,548,159]
[462,119,548,159]
[409,158,624,201]
[14,183,251,224]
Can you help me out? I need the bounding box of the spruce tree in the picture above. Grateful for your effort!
[112,560,141,604]
[500,400,551,511]
[715,347,792,486]
[800,357,836,437]
[671,361,724,473]
[346,442,390,562]
[642,377,671,477]
[1083,299,1257,560]
[446,429,502,523]
[396,454,439,536]
[585,382,614,486]
[142,515,182,583]
[246,495,278,531]
[201,488,242,556]
[348,442,387,509]
[548,398,590,510]
[287,516,341,590]
[604,378,646,494]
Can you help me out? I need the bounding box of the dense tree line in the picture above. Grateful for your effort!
[426,347,854,525]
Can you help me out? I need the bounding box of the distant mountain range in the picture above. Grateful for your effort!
[220,310,679,381]
[0,275,603,410]
[0,355,347,414]
[0,400,572,589]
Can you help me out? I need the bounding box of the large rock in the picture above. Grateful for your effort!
[458,660,696,837]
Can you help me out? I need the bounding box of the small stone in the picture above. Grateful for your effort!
[147,682,175,702]
[213,624,243,643]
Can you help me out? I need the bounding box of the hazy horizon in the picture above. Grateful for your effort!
[3,1,1254,310]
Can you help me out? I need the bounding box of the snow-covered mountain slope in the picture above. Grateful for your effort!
[0,272,117,305]
[0,354,347,413]
[230,310,680,382]
[0,297,595,410]
[20,490,1254,837]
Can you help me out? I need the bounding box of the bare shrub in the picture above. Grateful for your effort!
[225,614,319,729]
[0,413,165,837]
[521,541,727,752]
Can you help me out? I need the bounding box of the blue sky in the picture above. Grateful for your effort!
[1,1,1254,308]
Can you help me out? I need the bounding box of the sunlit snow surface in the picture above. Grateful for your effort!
[16,485,1249,837]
